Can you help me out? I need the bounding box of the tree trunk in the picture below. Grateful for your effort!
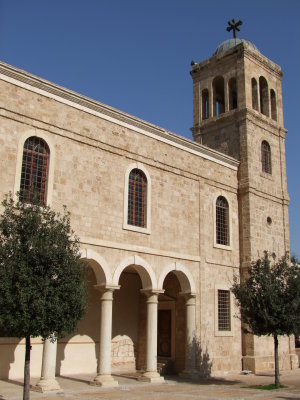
[274,334,280,388]
[23,335,31,400]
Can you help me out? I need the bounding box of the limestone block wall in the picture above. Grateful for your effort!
[0,64,242,379]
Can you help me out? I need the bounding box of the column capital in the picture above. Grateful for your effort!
[94,284,120,294]
[140,289,164,297]
[179,292,197,304]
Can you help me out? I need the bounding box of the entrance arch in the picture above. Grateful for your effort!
[111,256,162,382]
[157,262,196,375]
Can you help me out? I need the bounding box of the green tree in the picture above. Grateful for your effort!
[0,194,87,400]
[232,252,300,388]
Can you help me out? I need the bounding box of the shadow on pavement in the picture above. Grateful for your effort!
[164,375,241,386]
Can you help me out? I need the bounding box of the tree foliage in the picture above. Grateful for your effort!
[232,251,300,387]
[232,252,300,338]
[0,193,88,339]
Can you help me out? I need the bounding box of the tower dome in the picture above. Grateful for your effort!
[213,38,259,56]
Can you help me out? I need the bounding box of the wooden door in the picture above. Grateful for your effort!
[157,309,171,357]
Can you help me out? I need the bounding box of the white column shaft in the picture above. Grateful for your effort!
[146,293,158,373]
[99,290,113,375]
[92,288,118,387]
[35,337,61,392]
[41,338,57,380]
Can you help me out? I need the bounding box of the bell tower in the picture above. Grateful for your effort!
[190,22,297,372]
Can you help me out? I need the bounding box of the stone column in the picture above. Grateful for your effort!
[35,337,61,392]
[180,294,198,378]
[92,286,118,387]
[140,291,163,383]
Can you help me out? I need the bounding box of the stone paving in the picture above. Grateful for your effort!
[1,369,300,400]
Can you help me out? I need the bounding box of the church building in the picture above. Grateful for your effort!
[0,30,297,391]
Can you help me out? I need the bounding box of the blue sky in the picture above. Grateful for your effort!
[0,0,299,256]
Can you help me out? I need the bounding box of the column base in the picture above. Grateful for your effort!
[90,374,118,387]
[138,371,164,383]
[33,378,62,393]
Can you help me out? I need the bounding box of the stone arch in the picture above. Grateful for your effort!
[158,262,196,294]
[80,248,112,285]
[113,255,157,289]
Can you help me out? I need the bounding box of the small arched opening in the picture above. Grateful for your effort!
[259,76,269,116]
[228,78,237,110]
[201,89,209,120]
[270,89,277,121]
[212,76,225,116]
[251,78,258,111]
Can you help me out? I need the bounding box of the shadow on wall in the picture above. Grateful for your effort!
[0,338,22,379]
[56,268,100,376]
[188,336,213,378]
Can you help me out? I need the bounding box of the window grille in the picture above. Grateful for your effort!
[128,169,147,228]
[218,290,231,331]
[261,140,272,174]
[20,136,49,204]
[216,196,229,246]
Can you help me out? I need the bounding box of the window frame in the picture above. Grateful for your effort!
[123,163,151,234]
[20,136,50,205]
[14,132,55,206]
[261,140,272,175]
[214,194,232,250]
[215,285,234,337]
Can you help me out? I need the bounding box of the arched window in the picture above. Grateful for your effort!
[20,136,50,204]
[261,140,272,174]
[216,196,229,246]
[228,78,237,110]
[201,89,209,120]
[251,78,258,111]
[259,76,269,117]
[128,169,147,228]
[212,76,225,116]
[270,89,277,121]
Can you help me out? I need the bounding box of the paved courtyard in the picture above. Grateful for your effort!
[1,369,300,400]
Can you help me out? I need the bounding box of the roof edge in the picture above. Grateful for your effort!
[0,61,239,170]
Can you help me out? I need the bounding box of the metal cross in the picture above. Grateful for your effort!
[226,19,243,39]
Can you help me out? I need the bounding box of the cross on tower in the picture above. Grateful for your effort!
[226,19,243,39]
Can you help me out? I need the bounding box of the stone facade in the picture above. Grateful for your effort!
[0,38,297,387]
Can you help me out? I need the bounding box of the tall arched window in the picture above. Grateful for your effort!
[202,89,209,120]
[251,78,258,111]
[270,89,277,121]
[128,169,147,228]
[261,140,272,174]
[228,78,237,110]
[216,196,229,246]
[259,76,269,117]
[20,136,50,204]
[212,76,225,116]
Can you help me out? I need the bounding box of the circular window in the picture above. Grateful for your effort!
[267,217,272,226]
